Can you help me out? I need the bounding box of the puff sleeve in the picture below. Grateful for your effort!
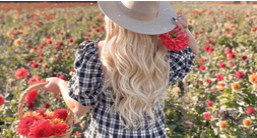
[168,46,195,83]
[68,41,104,106]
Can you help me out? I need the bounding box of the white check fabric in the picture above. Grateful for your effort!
[68,41,195,138]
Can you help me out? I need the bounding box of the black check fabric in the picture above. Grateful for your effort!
[68,40,195,138]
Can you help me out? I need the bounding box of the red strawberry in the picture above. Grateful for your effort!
[53,109,68,120]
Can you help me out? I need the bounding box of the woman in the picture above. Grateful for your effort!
[43,1,199,137]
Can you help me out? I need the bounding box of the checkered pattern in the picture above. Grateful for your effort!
[168,47,195,83]
[68,40,195,138]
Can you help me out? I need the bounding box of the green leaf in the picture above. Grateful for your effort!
[5,117,14,122]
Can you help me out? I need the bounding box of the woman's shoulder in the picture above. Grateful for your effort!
[74,40,101,66]
[76,40,98,54]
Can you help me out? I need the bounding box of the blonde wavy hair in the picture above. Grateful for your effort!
[100,16,170,129]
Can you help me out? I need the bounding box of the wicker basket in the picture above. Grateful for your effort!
[18,82,74,138]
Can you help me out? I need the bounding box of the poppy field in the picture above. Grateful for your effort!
[0,2,257,138]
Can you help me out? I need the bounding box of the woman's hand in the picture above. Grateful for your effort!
[42,77,65,93]
[173,13,199,56]
[173,13,188,30]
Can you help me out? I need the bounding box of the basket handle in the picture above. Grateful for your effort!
[18,82,73,125]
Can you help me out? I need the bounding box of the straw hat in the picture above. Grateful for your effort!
[98,1,177,35]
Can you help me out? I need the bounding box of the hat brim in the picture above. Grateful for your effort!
[98,1,177,35]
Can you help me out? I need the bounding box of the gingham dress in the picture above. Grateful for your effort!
[68,40,195,138]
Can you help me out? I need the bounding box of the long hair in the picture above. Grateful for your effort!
[100,16,170,129]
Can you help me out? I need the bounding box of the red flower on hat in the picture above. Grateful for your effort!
[159,27,189,52]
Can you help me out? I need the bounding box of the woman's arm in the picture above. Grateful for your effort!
[58,80,92,117]
[42,77,92,117]
[175,13,199,57]
[186,29,199,57]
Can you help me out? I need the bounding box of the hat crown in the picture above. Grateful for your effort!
[119,1,161,21]
[97,1,177,35]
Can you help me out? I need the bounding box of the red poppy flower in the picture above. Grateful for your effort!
[242,56,247,60]
[48,39,52,44]
[27,102,35,109]
[56,42,62,51]
[25,89,38,103]
[203,113,211,120]
[29,120,53,138]
[206,101,213,107]
[0,94,4,107]
[28,75,44,85]
[209,40,215,45]
[199,65,205,71]
[45,35,51,39]
[44,102,50,109]
[206,79,211,84]
[84,34,90,41]
[32,62,39,68]
[235,71,244,79]
[17,116,40,136]
[219,61,226,68]
[159,27,189,52]
[58,75,67,81]
[53,109,68,120]
[203,45,210,51]
[247,107,255,115]
[68,38,73,43]
[63,50,68,55]
[70,69,75,72]
[52,123,68,136]
[216,74,224,81]
[227,49,232,54]
[208,47,214,55]
[38,58,43,63]
[15,68,29,79]
[229,52,236,59]
[29,60,34,65]
[44,64,48,68]
[39,52,43,56]
[228,60,234,67]
[200,58,205,64]
[74,132,82,136]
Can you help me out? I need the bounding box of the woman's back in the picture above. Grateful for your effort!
[68,40,195,137]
